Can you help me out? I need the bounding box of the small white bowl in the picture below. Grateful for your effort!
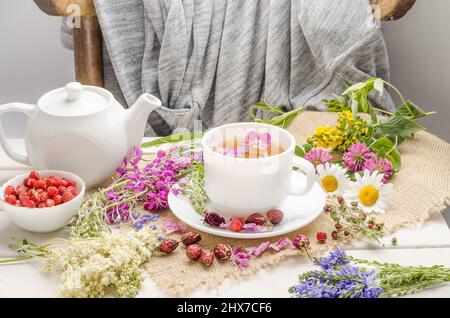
[0,170,86,233]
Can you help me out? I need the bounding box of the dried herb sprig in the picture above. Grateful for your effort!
[177,163,208,215]
[324,196,385,244]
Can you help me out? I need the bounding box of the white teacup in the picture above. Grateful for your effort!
[202,122,315,218]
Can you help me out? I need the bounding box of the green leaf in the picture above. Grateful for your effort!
[249,101,303,128]
[394,101,427,119]
[378,115,424,138]
[303,143,313,153]
[374,78,384,96]
[369,137,401,171]
[268,107,304,128]
[295,143,313,158]
[248,101,284,121]
[141,131,200,148]
[351,99,359,116]
[295,145,305,157]
[323,95,349,112]
[343,82,367,96]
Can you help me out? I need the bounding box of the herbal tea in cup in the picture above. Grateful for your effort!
[212,131,285,158]
[202,122,316,217]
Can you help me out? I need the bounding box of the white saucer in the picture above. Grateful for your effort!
[168,173,326,239]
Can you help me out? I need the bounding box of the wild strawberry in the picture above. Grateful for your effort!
[266,209,284,225]
[26,178,37,188]
[159,239,179,254]
[38,192,48,203]
[47,177,61,188]
[230,218,244,232]
[58,186,67,195]
[38,203,46,208]
[62,191,75,203]
[19,193,29,204]
[66,179,77,187]
[4,185,16,196]
[47,186,59,197]
[45,199,56,207]
[213,243,233,260]
[29,192,40,203]
[186,244,203,260]
[29,171,40,180]
[45,177,55,187]
[35,179,46,190]
[67,186,77,196]
[23,199,36,208]
[181,232,202,246]
[15,185,27,195]
[61,178,69,187]
[245,213,266,226]
[53,194,63,205]
[200,250,215,267]
[5,195,17,205]
[316,232,327,244]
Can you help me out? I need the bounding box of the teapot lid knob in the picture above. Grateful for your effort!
[65,82,83,102]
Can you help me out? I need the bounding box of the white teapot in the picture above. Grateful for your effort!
[0,82,161,188]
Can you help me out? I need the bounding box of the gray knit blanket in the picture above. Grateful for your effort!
[62,0,394,136]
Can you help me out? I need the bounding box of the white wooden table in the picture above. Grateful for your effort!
[1,139,450,298]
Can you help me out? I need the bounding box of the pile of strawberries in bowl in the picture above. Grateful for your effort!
[0,170,85,233]
[3,171,78,208]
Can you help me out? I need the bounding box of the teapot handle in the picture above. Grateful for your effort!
[0,103,34,166]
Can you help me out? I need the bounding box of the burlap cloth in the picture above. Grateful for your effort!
[143,111,450,296]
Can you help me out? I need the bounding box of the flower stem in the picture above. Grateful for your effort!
[103,190,148,210]
[0,255,33,264]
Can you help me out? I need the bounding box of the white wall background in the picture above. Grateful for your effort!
[0,1,74,137]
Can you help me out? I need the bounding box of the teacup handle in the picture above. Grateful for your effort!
[286,156,315,196]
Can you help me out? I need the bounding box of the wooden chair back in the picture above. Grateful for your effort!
[33,0,416,87]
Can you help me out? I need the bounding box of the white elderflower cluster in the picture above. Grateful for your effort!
[42,230,159,298]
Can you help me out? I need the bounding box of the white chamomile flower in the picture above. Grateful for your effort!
[316,163,349,196]
[345,170,393,214]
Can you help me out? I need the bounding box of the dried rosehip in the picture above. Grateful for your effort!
[204,212,225,227]
[266,209,284,225]
[159,239,179,254]
[245,213,266,226]
[200,250,215,267]
[230,218,244,232]
[213,243,233,260]
[186,244,202,260]
[331,231,339,240]
[181,232,202,246]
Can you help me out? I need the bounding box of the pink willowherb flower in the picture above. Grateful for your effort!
[363,157,394,183]
[304,148,333,167]
[343,142,375,172]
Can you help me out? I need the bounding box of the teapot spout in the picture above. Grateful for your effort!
[125,93,161,149]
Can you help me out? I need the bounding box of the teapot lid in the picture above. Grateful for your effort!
[38,82,112,116]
